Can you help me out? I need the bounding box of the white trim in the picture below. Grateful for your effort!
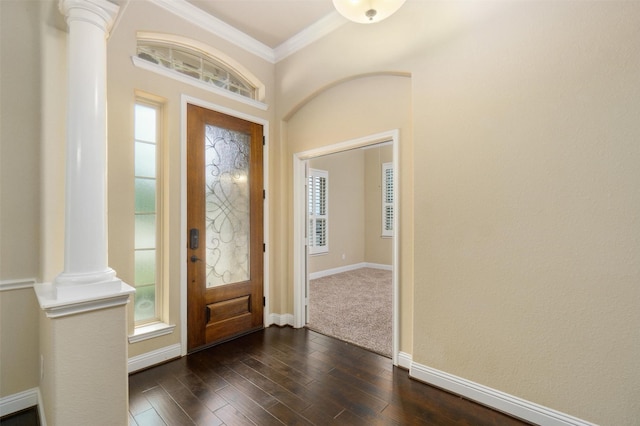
[0,278,36,291]
[128,343,182,373]
[148,0,344,63]
[307,262,392,280]
[33,281,134,318]
[309,262,366,280]
[0,387,46,425]
[128,322,176,343]
[268,313,294,327]
[148,0,274,63]
[132,57,268,111]
[397,351,412,370]
[365,262,393,271]
[180,95,270,356]
[409,363,597,426]
[274,12,346,62]
[293,129,400,366]
[0,387,37,417]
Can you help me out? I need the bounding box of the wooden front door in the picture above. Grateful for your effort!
[187,104,264,352]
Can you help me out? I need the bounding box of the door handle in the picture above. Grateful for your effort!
[190,255,201,263]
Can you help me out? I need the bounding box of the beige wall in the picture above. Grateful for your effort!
[0,0,45,399]
[276,1,639,424]
[308,149,366,273]
[0,0,42,282]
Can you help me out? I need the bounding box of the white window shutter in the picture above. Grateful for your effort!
[382,162,394,237]
[308,168,328,254]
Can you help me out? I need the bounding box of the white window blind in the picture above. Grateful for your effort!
[382,162,394,237]
[308,168,328,254]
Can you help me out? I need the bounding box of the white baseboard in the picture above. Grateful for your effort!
[309,262,392,280]
[268,313,294,327]
[397,351,412,370]
[365,262,393,271]
[128,343,182,373]
[0,387,38,417]
[409,362,596,426]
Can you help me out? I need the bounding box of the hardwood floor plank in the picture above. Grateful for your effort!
[215,384,283,426]
[133,408,167,426]
[264,402,315,426]
[228,361,312,411]
[213,364,279,409]
[129,412,139,426]
[142,385,195,425]
[168,385,224,425]
[214,404,256,426]
[129,326,532,426]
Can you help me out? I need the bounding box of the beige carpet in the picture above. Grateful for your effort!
[306,267,392,358]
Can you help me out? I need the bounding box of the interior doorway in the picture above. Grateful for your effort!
[293,130,400,365]
[305,144,393,357]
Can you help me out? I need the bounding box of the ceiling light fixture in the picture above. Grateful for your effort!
[333,0,406,24]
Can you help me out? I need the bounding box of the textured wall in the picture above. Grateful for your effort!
[411,3,640,423]
[276,1,640,424]
[40,306,129,425]
[0,0,43,399]
[308,149,366,273]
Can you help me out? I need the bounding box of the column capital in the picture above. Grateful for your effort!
[59,0,120,34]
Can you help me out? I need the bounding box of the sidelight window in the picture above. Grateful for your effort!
[133,100,162,324]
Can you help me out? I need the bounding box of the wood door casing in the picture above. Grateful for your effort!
[187,104,264,352]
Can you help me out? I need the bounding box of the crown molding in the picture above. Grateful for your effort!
[149,0,275,62]
[147,0,345,64]
[274,11,346,62]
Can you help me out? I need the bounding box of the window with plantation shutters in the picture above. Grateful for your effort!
[382,162,394,237]
[308,168,328,255]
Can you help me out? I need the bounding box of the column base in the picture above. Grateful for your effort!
[34,278,134,318]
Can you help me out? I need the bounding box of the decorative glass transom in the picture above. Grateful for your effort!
[205,125,251,287]
[137,41,257,100]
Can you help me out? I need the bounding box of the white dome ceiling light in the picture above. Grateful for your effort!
[333,0,406,24]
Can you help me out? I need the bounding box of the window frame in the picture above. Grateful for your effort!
[308,168,329,255]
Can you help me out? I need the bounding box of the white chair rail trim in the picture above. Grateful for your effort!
[0,278,37,291]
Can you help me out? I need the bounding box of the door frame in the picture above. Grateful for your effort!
[180,95,270,356]
[293,129,400,366]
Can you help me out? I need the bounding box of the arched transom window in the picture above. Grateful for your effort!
[134,33,265,104]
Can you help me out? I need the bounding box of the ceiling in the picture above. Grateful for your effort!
[185,0,337,48]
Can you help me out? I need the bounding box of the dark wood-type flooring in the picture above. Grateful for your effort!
[130,326,531,425]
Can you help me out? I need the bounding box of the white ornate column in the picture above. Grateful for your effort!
[34,0,133,423]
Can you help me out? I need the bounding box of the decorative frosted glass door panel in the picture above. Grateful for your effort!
[187,104,264,352]
[205,125,250,288]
